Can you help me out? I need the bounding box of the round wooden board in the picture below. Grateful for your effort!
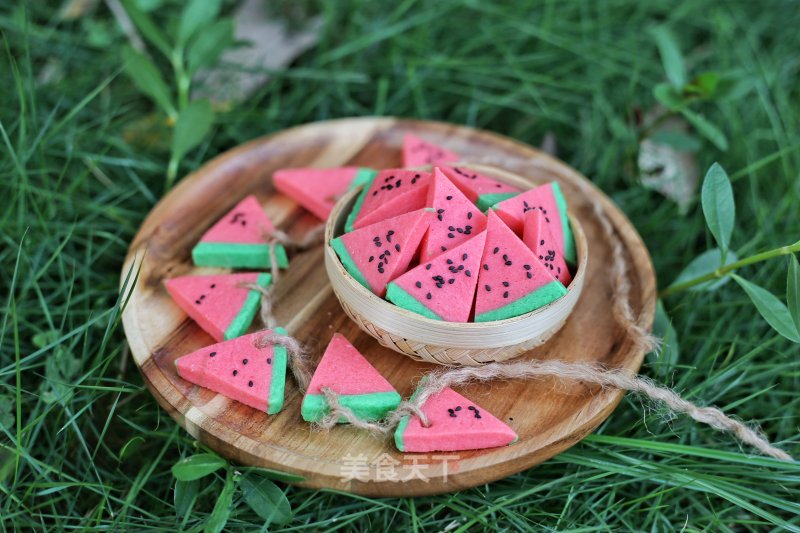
[121,117,656,497]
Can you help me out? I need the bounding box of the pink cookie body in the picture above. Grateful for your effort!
[473,211,566,322]
[274,167,364,220]
[175,330,287,414]
[440,166,519,211]
[302,333,401,422]
[164,272,270,341]
[200,195,275,244]
[523,210,572,287]
[351,169,432,230]
[402,134,459,167]
[387,230,486,322]
[420,168,487,261]
[331,209,433,297]
[395,386,517,452]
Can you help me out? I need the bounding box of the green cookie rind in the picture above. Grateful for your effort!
[301,391,401,423]
[348,167,378,191]
[192,242,289,269]
[267,326,288,415]
[475,281,567,322]
[224,273,272,340]
[477,192,519,211]
[330,237,371,292]
[344,171,377,232]
[551,182,576,265]
[385,283,443,321]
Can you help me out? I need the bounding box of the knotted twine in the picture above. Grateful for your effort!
[246,167,793,462]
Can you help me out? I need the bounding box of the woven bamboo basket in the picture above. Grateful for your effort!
[324,164,587,365]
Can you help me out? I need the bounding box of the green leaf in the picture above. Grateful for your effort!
[121,46,176,118]
[684,71,721,99]
[121,0,172,58]
[733,274,800,343]
[651,26,687,88]
[178,0,223,47]
[669,248,738,292]
[681,108,729,151]
[187,18,235,74]
[649,300,679,376]
[119,436,144,460]
[171,99,214,164]
[174,479,199,519]
[701,163,735,256]
[171,453,226,481]
[788,254,800,335]
[240,473,293,526]
[653,83,685,111]
[205,470,236,533]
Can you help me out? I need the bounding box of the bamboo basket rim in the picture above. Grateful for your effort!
[323,163,588,345]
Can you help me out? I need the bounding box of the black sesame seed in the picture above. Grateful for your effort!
[436,283,443,288]
[485,284,491,292]
[462,253,468,260]
[447,233,455,238]
[248,380,253,387]
[450,412,457,417]
[243,358,248,364]
[378,262,383,269]
[388,230,395,235]
[483,264,489,271]
[426,264,432,270]
[527,272,532,279]
[441,246,447,252]
[503,254,508,260]
[416,281,422,288]
[395,244,401,252]
[505,261,512,266]
[540,239,545,246]
[457,265,464,271]
[468,405,475,410]
[233,370,238,376]
[267,357,272,364]
[437,215,443,221]
[455,406,462,411]
[448,226,455,231]
[447,259,453,264]
[210,284,216,288]
[467,212,473,219]
[426,292,432,300]
[209,351,216,357]
[195,300,201,304]
[378,268,384,274]
[503,291,509,298]
[448,278,455,284]
[437,209,445,214]
[524,264,531,270]
[446,195,453,200]
[456,228,463,233]
[503,281,509,287]
[368,256,374,262]
[465,270,471,277]
[493,247,500,254]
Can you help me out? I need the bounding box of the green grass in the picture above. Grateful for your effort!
[2,0,799,530]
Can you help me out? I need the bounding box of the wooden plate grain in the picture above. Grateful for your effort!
[120,117,656,497]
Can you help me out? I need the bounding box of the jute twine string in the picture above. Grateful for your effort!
[240,225,326,392]
[248,166,793,461]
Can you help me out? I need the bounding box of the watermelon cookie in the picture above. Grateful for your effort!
[175,329,288,414]
[192,195,289,270]
[419,168,488,262]
[440,166,519,212]
[386,230,486,322]
[273,167,377,220]
[402,134,459,168]
[491,181,576,265]
[522,209,572,287]
[395,385,517,452]
[302,333,401,423]
[346,169,432,231]
[165,272,271,341]
[331,209,433,297]
[473,211,567,322]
